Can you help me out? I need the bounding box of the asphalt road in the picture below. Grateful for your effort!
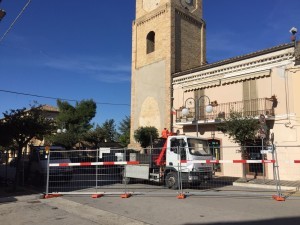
[1,185,300,225]
[61,185,300,225]
[2,166,300,225]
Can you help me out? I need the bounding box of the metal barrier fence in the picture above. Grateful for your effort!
[0,151,30,187]
[45,145,300,200]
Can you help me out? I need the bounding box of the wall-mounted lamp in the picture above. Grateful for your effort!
[211,131,215,140]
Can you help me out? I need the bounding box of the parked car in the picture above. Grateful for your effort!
[28,146,73,186]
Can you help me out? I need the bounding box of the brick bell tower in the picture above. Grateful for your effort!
[129,0,206,147]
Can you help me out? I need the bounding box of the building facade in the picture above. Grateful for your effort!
[129,0,300,181]
[172,43,300,180]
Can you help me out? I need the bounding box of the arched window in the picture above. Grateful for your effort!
[146,31,155,54]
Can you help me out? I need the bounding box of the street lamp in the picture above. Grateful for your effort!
[181,95,213,136]
[0,9,6,21]
[57,122,67,134]
[57,128,67,134]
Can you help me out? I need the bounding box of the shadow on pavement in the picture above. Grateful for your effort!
[184,216,300,225]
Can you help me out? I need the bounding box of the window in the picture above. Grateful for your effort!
[146,31,155,54]
[187,138,211,156]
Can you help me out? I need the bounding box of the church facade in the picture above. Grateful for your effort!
[129,0,300,180]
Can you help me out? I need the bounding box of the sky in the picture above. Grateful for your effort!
[0,0,300,129]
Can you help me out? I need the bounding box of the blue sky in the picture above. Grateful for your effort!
[0,0,299,129]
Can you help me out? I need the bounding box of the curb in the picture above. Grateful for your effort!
[0,193,42,203]
[233,182,298,191]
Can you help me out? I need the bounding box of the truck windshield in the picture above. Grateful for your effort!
[187,138,211,156]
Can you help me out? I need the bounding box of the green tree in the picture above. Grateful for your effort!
[83,119,119,148]
[218,111,260,146]
[118,116,130,147]
[49,99,96,149]
[0,106,55,190]
[218,111,260,179]
[134,126,158,148]
[83,124,105,149]
[101,119,119,142]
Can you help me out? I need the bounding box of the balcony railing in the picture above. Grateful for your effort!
[175,98,275,123]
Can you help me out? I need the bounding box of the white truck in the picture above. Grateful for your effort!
[123,135,213,189]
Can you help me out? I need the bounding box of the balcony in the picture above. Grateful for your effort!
[175,98,275,123]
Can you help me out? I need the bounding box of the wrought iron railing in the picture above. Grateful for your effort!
[176,98,275,123]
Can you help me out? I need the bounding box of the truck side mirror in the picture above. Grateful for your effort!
[181,141,187,147]
[170,137,176,142]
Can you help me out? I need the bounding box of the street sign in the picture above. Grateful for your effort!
[258,114,267,139]
[260,150,269,154]
[259,114,266,124]
[259,127,267,139]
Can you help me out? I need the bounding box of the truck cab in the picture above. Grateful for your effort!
[124,135,213,189]
[164,135,213,188]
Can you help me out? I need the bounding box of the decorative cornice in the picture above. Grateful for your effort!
[135,7,167,27]
[175,9,204,27]
[173,49,294,86]
[173,43,295,78]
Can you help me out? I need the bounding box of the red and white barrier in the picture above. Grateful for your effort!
[49,160,300,167]
[49,161,139,167]
[181,160,276,164]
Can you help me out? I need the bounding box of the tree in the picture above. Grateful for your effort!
[118,116,130,147]
[134,126,159,148]
[83,125,106,149]
[101,119,119,142]
[83,119,119,149]
[218,111,260,146]
[48,99,96,149]
[218,111,260,179]
[0,106,55,190]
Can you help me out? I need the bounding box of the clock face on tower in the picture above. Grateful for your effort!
[180,0,196,11]
[143,0,161,12]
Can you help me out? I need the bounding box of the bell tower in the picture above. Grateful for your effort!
[129,0,206,147]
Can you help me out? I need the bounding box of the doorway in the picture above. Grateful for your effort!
[208,139,221,172]
[246,141,264,178]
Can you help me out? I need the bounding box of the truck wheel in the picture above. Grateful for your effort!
[165,172,178,190]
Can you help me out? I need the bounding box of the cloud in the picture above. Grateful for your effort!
[91,72,130,83]
[42,54,131,83]
[206,30,254,62]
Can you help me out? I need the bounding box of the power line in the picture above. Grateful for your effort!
[0,89,130,106]
[0,0,32,44]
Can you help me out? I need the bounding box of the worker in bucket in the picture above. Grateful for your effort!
[161,128,169,139]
